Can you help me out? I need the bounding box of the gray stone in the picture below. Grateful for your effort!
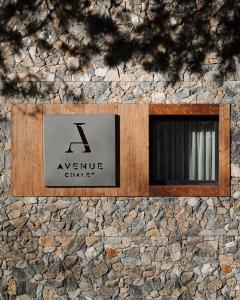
[228,220,238,229]
[93,263,108,276]
[180,292,192,300]
[64,255,78,269]
[32,260,45,274]
[177,89,190,99]
[97,286,118,299]
[129,285,143,298]
[25,266,35,278]
[142,281,155,295]
[139,82,152,91]
[67,237,85,254]
[232,129,240,142]
[17,295,31,300]
[208,278,222,293]
[66,57,80,71]
[226,87,237,97]
[131,14,139,26]
[26,282,37,297]
[43,246,55,253]
[12,267,26,280]
[123,247,140,257]
[95,68,108,77]
[102,199,117,214]
[85,246,98,261]
[233,191,240,199]
[78,276,92,292]
[121,257,137,266]
[17,281,27,295]
[132,218,145,234]
[56,287,66,296]
[96,93,108,103]
[47,279,63,288]
[225,241,238,253]
[165,276,181,292]
[148,278,162,290]
[43,204,58,213]
[49,261,64,277]
[221,285,230,298]
[206,219,220,230]
[64,274,79,291]
[232,108,240,120]
[68,288,81,299]
[155,209,165,222]
[232,164,240,177]
[180,271,194,285]
[9,216,28,229]
[235,273,240,281]
[36,284,44,300]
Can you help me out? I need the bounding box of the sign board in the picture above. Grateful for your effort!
[44,114,117,186]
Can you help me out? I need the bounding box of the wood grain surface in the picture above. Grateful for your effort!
[149,104,219,115]
[11,104,230,197]
[219,104,231,196]
[12,104,149,196]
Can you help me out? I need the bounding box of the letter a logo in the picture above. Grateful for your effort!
[65,123,91,153]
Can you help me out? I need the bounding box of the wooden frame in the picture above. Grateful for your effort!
[11,104,230,197]
[149,104,230,196]
[11,104,149,196]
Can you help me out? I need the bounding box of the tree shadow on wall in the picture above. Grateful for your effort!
[0,0,240,100]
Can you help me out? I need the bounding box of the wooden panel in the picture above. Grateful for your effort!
[29,105,43,196]
[12,104,149,196]
[116,105,149,196]
[149,185,220,197]
[12,104,31,195]
[11,103,230,197]
[149,104,219,115]
[12,105,43,196]
[219,104,231,196]
[128,105,149,196]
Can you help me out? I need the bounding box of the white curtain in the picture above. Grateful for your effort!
[150,118,218,183]
[189,120,217,181]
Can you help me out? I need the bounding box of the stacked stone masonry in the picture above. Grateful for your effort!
[0,0,240,299]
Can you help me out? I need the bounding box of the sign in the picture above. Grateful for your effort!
[44,114,117,186]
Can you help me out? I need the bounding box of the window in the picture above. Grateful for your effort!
[150,115,219,184]
[149,104,230,196]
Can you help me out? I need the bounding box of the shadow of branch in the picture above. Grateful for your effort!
[0,0,239,99]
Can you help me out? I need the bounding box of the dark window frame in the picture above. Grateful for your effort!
[149,115,219,185]
[149,104,230,197]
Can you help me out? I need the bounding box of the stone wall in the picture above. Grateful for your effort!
[0,0,240,299]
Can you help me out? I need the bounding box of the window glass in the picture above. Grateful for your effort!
[150,116,219,185]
